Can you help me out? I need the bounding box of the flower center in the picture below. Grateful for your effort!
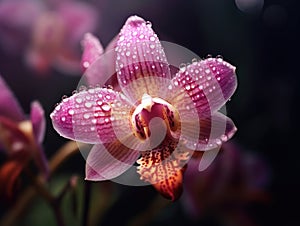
[131,94,180,141]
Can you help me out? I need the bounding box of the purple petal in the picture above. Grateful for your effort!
[0,75,24,121]
[30,101,49,176]
[172,57,237,117]
[116,15,171,102]
[85,142,140,181]
[183,112,237,151]
[50,87,131,144]
[81,33,105,85]
[57,1,98,45]
[30,101,45,144]
[81,33,104,72]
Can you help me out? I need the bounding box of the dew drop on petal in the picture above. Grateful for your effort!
[76,98,82,104]
[85,102,93,108]
[101,104,111,111]
[192,58,198,64]
[126,51,131,56]
[55,105,61,111]
[83,113,90,119]
[146,21,152,27]
[206,54,212,59]
[79,85,87,92]
[221,134,228,142]
[68,109,74,115]
[61,116,66,122]
[179,63,186,72]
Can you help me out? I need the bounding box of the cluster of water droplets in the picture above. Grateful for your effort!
[115,17,169,87]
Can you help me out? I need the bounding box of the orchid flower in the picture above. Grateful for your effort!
[0,75,48,201]
[50,15,237,201]
[182,142,270,222]
[0,0,98,75]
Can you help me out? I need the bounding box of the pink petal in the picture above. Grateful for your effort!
[50,87,131,144]
[81,33,106,85]
[183,112,237,151]
[115,15,171,102]
[85,142,140,181]
[172,57,237,118]
[81,33,104,72]
[57,1,98,45]
[0,75,24,121]
[30,101,45,144]
[30,101,48,176]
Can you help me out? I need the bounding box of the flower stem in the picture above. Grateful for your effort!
[0,141,84,226]
[82,180,92,226]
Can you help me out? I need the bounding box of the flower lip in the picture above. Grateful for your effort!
[130,94,180,142]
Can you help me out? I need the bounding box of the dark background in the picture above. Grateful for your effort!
[0,0,299,225]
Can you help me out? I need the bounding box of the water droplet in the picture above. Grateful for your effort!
[186,105,190,110]
[199,85,203,90]
[216,55,223,60]
[85,102,92,108]
[61,95,68,100]
[150,44,155,49]
[55,105,61,111]
[205,69,210,74]
[119,35,124,41]
[217,77,221,81]
[104,118,109,123]
[97,100,102,106]
[106,95,111,100]
[126,51,131,56]
[139,34,144,39]
[92,119,97,124]
[90,126,95,131]
[179,63,186,72]
[206,54,212,59]
[101,104,111,111]
[221,134,228,142]
[79,85,87,92]
[72,90,78,95]
[83,61,90,68]
[174,81,179,86]
[83,113,90,119]
[185,84,191,90]
[61,116,66,122]
[75,98,82,104]
[146,21,152,27]
[85,95,91,100]
[88,89,95,94]
[207,76,211,80]
[132,31,138,36]
[192,58,198,64]
[68,109,74,115]
[168,84,173,90]
[150,36,155,42]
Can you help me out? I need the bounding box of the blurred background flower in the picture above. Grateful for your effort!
[182,142,270,226]
[0,0,298,225]
[0,0,99,75]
